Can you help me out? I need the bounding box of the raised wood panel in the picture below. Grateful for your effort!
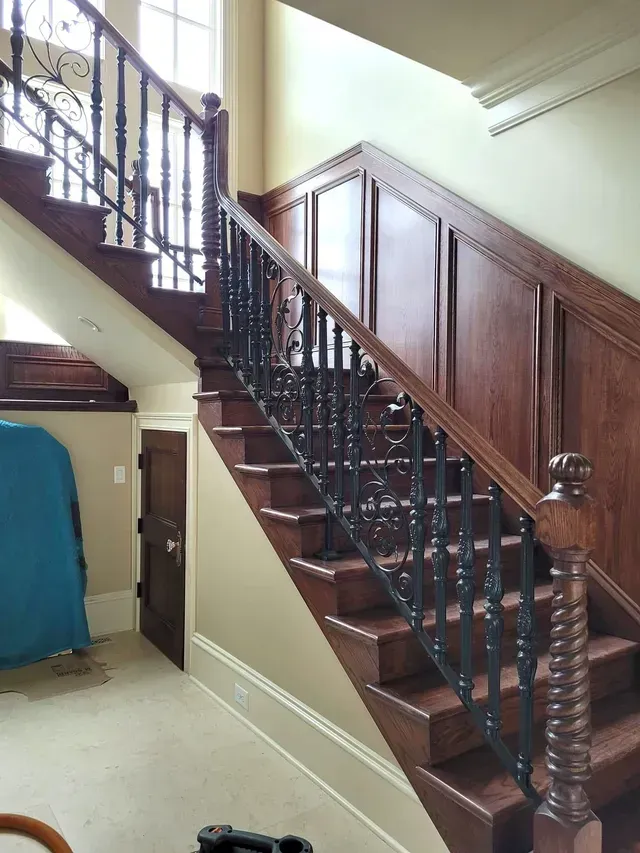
[267,197,307,267]
[372,182,438,387]
[450,234,540,479]
[556,300,640,605]
[313,171,363,319]
[0,341,128,401]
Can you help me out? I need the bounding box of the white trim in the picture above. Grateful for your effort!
[221,0,239,197]
[85,590,135,637]
[190,633,439,853]
[134,413,198,672]
[465,0,640,135]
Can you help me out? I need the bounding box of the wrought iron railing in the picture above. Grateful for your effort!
[203,98,599,826]
[0,0,205,290]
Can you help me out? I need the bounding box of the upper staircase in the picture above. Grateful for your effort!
[1,2,640,852]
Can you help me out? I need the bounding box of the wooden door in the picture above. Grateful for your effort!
[140,430,187,669]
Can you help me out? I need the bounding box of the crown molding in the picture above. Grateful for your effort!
[464,0,640,135]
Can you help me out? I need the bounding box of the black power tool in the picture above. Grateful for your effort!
[197,825,312,853]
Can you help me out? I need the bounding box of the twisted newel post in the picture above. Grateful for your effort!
[201,92,222,312]
[534,453,601,853]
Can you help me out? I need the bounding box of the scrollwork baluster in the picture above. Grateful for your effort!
[11,0,24,121]
[91,21,103,194]
[250,238,262,396]
[239,230,251,383]
[137,70,149,248]
[347,341,362,540]
[431,426,449,666]
[260,250,272,412]
[219,207,230,353]
[115,47,127,246]
[457,453,476,702]
[130,159,143,249]
[62,132,71,199]
[410,404,425,631]
[80,150,88,202]
[229,219,240,369]
[332,326,346,517]
[316,308,330,496]
[161,93,171,286]
[485,480,505,740]
[300,292,316,474]
[517,513,537,789]
[182,117,192,279]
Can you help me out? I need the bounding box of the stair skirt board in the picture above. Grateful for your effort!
[190,633,447,853]
[85,590,136,637]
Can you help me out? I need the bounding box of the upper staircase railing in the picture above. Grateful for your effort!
[203,100,602,852]
[1,0,205,291]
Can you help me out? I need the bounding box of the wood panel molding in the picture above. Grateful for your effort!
[0,341,128,402]
[261,139,640,621]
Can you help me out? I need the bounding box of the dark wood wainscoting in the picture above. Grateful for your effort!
[0,341,128,402]
[261,144,640,612]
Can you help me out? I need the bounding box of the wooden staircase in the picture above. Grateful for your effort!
[2,2,640,849]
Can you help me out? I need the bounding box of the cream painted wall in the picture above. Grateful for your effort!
[264,1,640,303]
[131,381,198,414]
[237,0,266,194]
[0,411,133,597]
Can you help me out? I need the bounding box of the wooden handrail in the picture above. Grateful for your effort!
[210,106,542,517]
[71,0,204,129]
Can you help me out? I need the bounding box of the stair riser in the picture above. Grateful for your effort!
[329,599,553,685]
[44,203,108,244]
[373,650,638,768]
[328,549,522,616]
[0,158,51,199]
[263,515,356,559]
[204,399,270,427]
[200,364,245,393]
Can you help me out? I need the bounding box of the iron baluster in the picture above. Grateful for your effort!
[332,326,345,517]
[300,292,316,474]
[456,453,476,702]
[62,133,71,199]
[81,149,88,202]
[517,514,537,788]
[219,207,230,353]
[10,0,24,121]
[249,238,262,396]
[91,21,103,194]
[431,426,449,666]
[182,116,192,279]
[409,403,426,631]
[115,47,127,246]
[260,249,272,412]
[229,219,240,369]
[316,308,330,496]
[130,160,143,249]
[239,230,251,383]
[347,341,362,540]
[137,70,149,248]
[485,480,505,740]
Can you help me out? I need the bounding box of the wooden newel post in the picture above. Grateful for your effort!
[200,92,222,304]
[534,453,601,853]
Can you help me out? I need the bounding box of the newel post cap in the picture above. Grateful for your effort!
[201,92,222,122]
[536,453,596,553]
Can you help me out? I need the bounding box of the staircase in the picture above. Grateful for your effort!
[1,2,640,852]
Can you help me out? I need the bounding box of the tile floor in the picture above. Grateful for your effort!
[0,632,394,852]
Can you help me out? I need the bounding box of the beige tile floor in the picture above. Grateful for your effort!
[0,632,394,852]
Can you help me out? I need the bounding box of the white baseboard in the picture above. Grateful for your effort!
[190,633,447,853]
[85,590,135,637]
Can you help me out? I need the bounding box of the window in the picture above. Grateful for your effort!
[148,112,204,289]
[140,0,221,93]
[2,0,104,53]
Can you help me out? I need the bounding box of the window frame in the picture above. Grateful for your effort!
[139,0,222,95]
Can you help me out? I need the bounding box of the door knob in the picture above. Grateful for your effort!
[166,532,183,567]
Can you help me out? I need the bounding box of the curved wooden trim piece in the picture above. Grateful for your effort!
[72,0,204,129]
[213,109,541,516]
[0,815,73,852]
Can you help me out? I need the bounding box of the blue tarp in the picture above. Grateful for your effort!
[0,420,90,669]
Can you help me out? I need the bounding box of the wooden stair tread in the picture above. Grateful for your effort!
[196,390,414,404]
[290,534,522,582]
[211,423,418,436]
[96,243,160,261]
[235,457,450,477]
[43,196,112,217]
[0,145,53,169]
[416,687,640,824]
[368,633,640,722]
[325,582,554,645]
[262,493,489,526]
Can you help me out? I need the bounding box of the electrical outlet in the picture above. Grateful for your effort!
[234,683,249,711]
[113,465,126,484]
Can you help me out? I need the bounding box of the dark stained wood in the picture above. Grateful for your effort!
[0,399,136,411]
[0,341,128,402]
[238,190,264,226]
[140,429,187,669]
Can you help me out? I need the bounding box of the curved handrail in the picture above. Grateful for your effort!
[211,107,542,517]
[0,815,73,852]
[71,0,204,130]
